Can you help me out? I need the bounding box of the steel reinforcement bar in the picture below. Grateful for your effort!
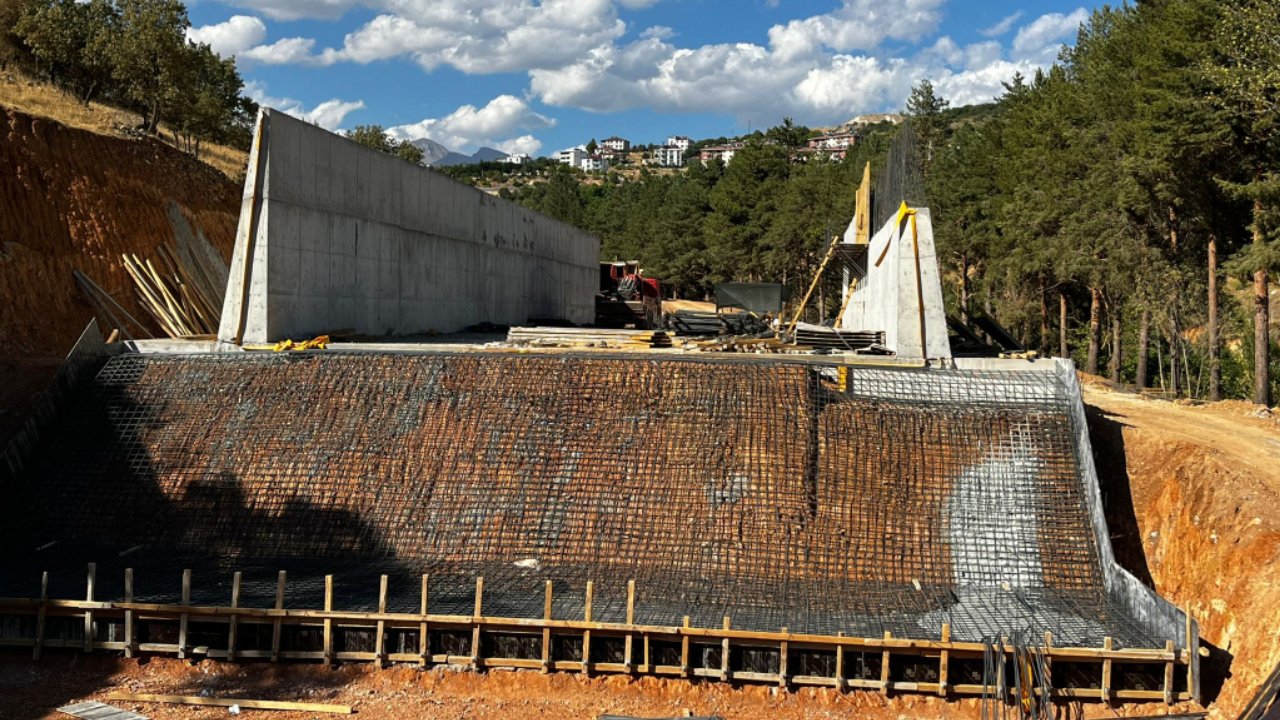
[0,564,1196,704]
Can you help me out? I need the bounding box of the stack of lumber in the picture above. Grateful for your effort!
[507,326,672,349]
[120,245,224,338]
[792,324,884,351]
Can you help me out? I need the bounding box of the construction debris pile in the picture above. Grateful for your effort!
[2,352,1172,648]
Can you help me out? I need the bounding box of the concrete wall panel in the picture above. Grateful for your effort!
[220,109,597,343]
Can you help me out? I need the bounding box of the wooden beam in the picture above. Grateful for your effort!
[105,692,352,714]
[834,632,846,693]
[177,569,191,659]
[83,563,95,653]
[721,617,731,682]
[938,623,949,697]
[419,574,429,669]
[32,571,48,661]
[123,568,135,659]
[471,576,483,669]
[880,631,891,694]
[271,571,286,662]
[624,579,635,673]
[582,581,593,675]
[779,627,789,688]
[227,571,242,661]
[680,616,691,678]
[323,575,334,665]
[1164,640,1175,704]
[1102,637,1113,704]
[375,575,388,666]
[541,580,552,673]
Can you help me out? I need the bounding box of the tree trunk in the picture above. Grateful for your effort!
[1086,287,1102,375]
[1208,235,1221,401]
[959,254,970,325]
[1039,279,1050,356]
[1136,309,1150,389]
[1169,314,1182,397]
[1058,291,1069,360]
[1255,199,1271,406]
[1109,305,1123,384]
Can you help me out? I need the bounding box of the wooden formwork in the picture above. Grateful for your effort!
[0,564,1197,705]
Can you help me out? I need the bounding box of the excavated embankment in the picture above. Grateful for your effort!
[1087,388,1280,719]
[0,108,238,355]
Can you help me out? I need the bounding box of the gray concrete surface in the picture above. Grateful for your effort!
[219,109,599,345]
[838,207,951,359]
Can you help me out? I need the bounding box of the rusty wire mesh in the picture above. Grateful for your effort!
[1,352,1161,646]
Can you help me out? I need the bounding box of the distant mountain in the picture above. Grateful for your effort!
[410,139,513,166]
[410,138,450,165]
[471,146,506,163]
[845,113,903,127]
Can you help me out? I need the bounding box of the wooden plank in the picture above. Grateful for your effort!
[680,616,691,678]
[323,575,334,665]
[83,563,95,653]
[938,623,949,697]
[177,569,191,659]
[1102,637,1113,703]
[123,569,135,659]
[227,571,241,661]
[471,576,483,669]
[32,571,48,661]
[105,692,351,714]
[375,575,388,665]
[1186,605,1198,703]
[541,580,552,672]
[1164,640,1175,704]
[778,626,789,688]
[271,571,286,662]
[721,617,731,682]
[834,632,845,692]
[624,579,635,672]
[419,574,429,668]
[643,634,651,674]
[880,631,891,694]
[582,581,593,675]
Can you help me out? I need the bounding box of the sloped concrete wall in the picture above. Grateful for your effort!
[219,109,598,344]
[838,207,950,359]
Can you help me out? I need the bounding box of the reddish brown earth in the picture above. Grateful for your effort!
[0,107,239,356]
[0,653,1198,720]
[1085,386,1280,720]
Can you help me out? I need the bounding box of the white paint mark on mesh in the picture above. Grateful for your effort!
[946,422,1044,588]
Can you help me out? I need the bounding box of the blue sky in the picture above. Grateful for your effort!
[186,0,1094,156]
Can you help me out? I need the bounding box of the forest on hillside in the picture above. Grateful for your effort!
[504,0,1279,406]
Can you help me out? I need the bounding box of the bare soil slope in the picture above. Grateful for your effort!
[1086,387,1280,719]
[0,107,239,356]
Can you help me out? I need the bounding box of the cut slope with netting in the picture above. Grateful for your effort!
[0,352,1167,647]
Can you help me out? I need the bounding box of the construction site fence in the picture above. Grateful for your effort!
[0,564,1196,705]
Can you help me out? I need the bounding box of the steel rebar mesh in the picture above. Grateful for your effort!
[1,352,1161,647]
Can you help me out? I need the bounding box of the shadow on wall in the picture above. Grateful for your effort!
[1084,403,1233,706]
[1084,404,1155,587]
[0,387,411,716]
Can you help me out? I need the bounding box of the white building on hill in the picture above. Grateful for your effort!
[556,147,587,166]
[650,145,685,167]
[666,135,691,151]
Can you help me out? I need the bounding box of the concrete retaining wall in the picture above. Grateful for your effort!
[219,109,598,344]
[838,207,950,359]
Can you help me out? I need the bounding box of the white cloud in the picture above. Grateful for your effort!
[241,37,323,65]
[218,2,1086,132]
[980,11,1023,38]
[186,15,266,56]
[224,0,359,21]
[767,0,945,60]
[244,81,365,131]
[386,95,556,154]
[1012,8,1088,62]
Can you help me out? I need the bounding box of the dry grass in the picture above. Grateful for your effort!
[0,72,248,180]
